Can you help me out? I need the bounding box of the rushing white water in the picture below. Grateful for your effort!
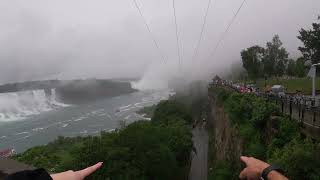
[0,89,68,122]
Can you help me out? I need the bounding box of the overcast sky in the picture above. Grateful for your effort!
[0,0,319,87]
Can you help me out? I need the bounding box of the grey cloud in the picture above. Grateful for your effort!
[0,0,319,87]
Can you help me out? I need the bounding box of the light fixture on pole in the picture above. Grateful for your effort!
[307,63,320,97]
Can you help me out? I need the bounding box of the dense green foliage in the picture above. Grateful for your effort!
[241,35,291,78]
[298,17,320,64]
[208,160,233,180]
[136,104,156,118]
[241,18,320,80]
[209,87,320,180]
[264,35,289,77]
[14,136,88,172]
[71,120,192,180]
[241,46,264,80]
[14,99,194,180]
[152,100,192,125]
[295,57,307,77]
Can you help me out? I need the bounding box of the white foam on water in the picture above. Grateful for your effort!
[90,109,104,115]
[73,117,86,122]
[32,127,44,132]
[79,130,88,134]
[15,132,30,136]
[15,135,31,141]
[0,89,69,122]
[107,129,115,132]
[92,130,100,134]
[119,104,132,110]
[61,123,69,128]
[98,113,107,117]
[50,89,70,107]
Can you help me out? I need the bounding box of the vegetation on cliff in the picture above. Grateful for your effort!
[136,105,156,118]
[208,87,320,180]
[13,99,193,180]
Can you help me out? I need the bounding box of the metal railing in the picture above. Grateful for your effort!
[209,82,320,137]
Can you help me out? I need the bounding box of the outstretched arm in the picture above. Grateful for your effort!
[239,156,288,180]
[5,162,102,180]
[50,162,103,180]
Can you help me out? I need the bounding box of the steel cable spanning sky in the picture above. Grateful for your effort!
[208,0,247,60]
[132,0,247,67]
[132,0,167,63]
[172,0,182,69]
[192,0,216,62]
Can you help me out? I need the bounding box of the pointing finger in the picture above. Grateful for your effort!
[240,156,250,166]
[76,162,103,179]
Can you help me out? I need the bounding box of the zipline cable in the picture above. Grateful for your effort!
[132,0,167,62]
[172,0,182,68]
[208,0,246,59]
[192,0,215,61]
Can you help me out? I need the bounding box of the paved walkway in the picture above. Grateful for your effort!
[189,125,209,180]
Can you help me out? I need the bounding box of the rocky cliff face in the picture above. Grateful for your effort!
[207,92,243,167]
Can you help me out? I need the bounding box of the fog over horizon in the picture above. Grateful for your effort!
[0,0,319,88]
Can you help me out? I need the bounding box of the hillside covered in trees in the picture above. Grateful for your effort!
[13,98,195,180]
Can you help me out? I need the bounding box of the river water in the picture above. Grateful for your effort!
[0,90,172,153]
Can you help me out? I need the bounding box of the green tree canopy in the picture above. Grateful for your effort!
[298,16,320,64]
[295,57,306,77]
[263,35,289,76]
[287,59,296,77]
[152,100,192,125]
[241,45,265,80]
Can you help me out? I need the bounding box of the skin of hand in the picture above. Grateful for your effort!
[50,162,103,180]
[239,156,288,180]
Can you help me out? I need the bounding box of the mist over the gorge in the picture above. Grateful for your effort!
[0,0,319,89]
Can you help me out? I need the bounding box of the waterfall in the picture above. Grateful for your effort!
[0,89,69,122]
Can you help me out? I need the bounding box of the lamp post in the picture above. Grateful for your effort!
[308,63,320,98]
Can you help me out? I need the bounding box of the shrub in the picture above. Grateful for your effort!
[269,138,320,180]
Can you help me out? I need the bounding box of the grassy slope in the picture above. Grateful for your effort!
[253,78,320,94]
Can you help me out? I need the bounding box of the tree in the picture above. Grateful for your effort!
[275,59,286,77]
[269,138,320,180]
[241,46,265,80]
[152,100,192,125]
[287,59,296,77]
[262,35,289,76]
[295,57,306,77]
[298,16,320,64]
[72,121,180,180]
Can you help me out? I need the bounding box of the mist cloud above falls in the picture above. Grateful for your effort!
[0,0,319,89]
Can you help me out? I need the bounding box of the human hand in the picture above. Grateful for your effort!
[50,162,103,180]
[239,156,288,180]
[239,156,269,180]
